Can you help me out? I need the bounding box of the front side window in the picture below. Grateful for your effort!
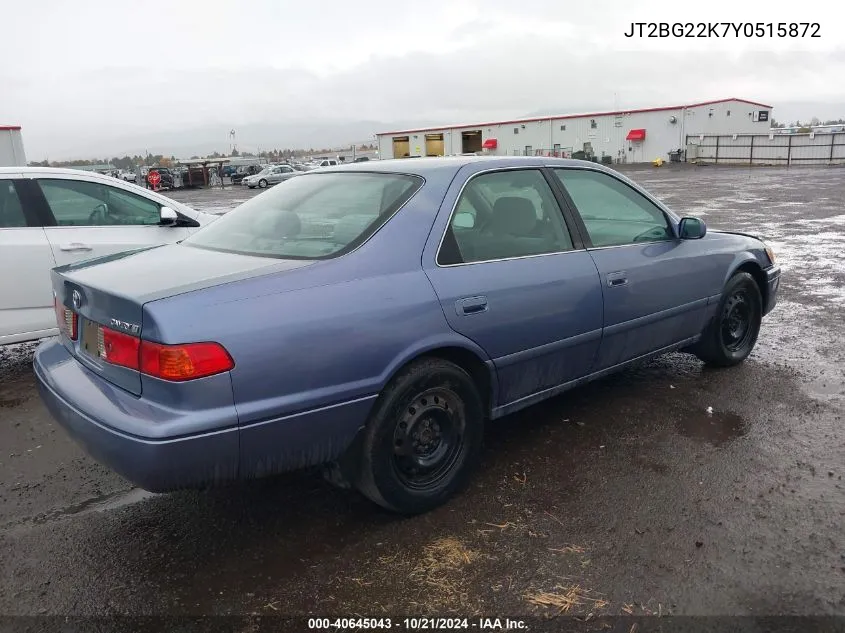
[185,172,421,259]
[438,169,574,265]
[0,181,26,228]
[553,169,672,247]
[38,179,161,226]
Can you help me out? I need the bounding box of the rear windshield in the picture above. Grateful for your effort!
[184,172,422,259]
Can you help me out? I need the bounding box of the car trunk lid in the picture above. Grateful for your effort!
[51,243,313,395]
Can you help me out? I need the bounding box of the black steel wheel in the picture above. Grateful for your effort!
[355,358,484,514]
[392,388,465,491]
[693,271,762,367]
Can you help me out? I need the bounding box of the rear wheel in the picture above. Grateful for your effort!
[693,271,762,367]
[355,358,484,514]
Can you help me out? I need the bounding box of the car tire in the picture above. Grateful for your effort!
[693,271,762,367]
[258,179,268,188]
[355,358,484,514]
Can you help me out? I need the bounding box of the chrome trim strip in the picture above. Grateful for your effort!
[585,239,677,252]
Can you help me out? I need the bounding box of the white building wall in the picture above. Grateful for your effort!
[0,128,26,167]
[376,100,773,163]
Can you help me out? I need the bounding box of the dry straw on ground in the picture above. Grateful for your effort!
[525,584,609,615]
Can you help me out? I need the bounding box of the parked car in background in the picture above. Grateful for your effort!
[313,159,339,167]
[33,157,780,515]
[242,164,299,188]
[118,170,137,183]
[354,156,370,162]
[231,164,264,185]
[0,167,219,345]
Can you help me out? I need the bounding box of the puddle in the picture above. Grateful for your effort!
[19,488,157,528]
[802,376,845,403]
[0,396,25,408]
[675,407,747,446]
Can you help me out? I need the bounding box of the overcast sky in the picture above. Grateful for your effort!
[1,0,843,159]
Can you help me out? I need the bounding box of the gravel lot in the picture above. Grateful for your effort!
[1,165,843,620]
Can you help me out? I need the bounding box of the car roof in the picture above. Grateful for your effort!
[0,166,147,179]
[319,156,612,176]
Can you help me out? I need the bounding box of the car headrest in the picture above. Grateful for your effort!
[273,210,301,238]
[492,196,537,236]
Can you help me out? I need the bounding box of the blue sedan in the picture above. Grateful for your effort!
[34,157,781,514]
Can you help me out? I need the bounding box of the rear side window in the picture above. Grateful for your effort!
[438,169,574,265]
[0,181,26,228]
[184,172,422,259]
[39,179,161,226]
[553,169,672,247]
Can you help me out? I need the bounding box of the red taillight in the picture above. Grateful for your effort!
[95,324,233,381]
[140,341,234,381]
[54,296,78,340]
[98,326,140,370]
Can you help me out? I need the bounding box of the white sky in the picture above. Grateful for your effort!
[1,0,843,158]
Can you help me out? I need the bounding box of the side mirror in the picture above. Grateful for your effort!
[160,206,178,225]
[679,216,706,239]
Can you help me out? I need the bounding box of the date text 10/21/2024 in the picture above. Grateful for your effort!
[623,22,821,38]
[307,618,527,630]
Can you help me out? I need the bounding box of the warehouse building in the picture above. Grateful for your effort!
[376,98,772,164]
[0,125,26,167]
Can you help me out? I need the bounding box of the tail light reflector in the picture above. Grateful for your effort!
[54,296,78,340]
[95,324,233,381]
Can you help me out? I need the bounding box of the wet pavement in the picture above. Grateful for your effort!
[1,165,844,618]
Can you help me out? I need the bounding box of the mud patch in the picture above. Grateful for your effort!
[675,407,747,446]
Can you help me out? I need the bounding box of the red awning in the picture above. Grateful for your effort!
[482,138,498,149]
[626,129,646,141]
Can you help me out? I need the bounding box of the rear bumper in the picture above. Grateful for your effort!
[764,264,781,315]
[33,339,239,492]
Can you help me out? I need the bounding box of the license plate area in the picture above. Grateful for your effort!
[79,318,102,359]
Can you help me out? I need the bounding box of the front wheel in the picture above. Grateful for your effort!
[355,358,484,514]
[258,179,268,188]
[693,271,762,367]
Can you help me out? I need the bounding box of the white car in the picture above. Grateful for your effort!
[118,170,137,183]
[0,167,220,345]
[242,164,300,188]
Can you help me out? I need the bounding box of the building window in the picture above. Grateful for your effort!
[514,127,519,135]
[590,119,597,129]
[560,124,566,131]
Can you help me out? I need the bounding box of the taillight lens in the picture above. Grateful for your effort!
[95,324,233,381]
[98,326,140,370]
[140,341,234,381]
[54,296,78,340]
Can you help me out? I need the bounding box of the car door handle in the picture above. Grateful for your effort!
[59,243,93,252]
[606,271,628,287]
[456,296,488,315]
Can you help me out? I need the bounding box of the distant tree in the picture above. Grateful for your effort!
[770,119,785,129]
[810,116,821,126]
[230,148,240,157]
[159,157,173,167]
[823,118,845,125]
